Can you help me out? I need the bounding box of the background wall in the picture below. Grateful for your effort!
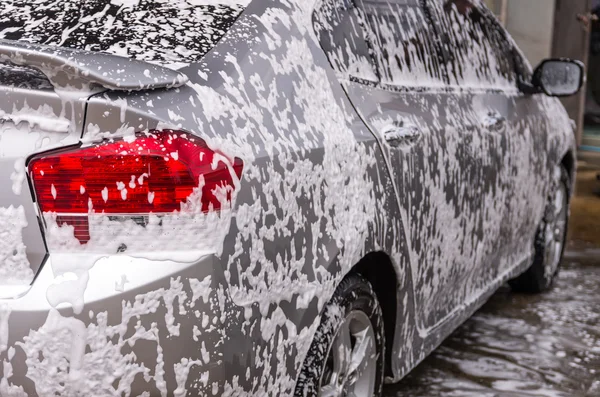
[484,0,555,67]
[505,0,556,67]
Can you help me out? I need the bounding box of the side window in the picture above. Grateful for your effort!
[313,0,378,82]
[430,0,517,88]
[358,0,445,86]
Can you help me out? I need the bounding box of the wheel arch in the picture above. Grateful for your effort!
[350,251,398,377]
[560,150,575,195]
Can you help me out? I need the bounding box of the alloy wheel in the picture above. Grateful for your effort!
[543,179,568,280]
[318,310,377,397]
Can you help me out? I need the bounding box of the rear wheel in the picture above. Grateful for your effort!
[509,166,570,293]
[295,274,385,397]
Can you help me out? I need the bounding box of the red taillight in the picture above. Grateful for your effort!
[29,130,243,243]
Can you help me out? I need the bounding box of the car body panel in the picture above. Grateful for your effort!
[0,0,577,395]
[0,253,229,396]
[346,84,526,328]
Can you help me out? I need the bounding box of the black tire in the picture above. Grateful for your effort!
[295,274,385,397]
[509,166,570,293]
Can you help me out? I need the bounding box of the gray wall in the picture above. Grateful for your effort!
[504,0,555,67]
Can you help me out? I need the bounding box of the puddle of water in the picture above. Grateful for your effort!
[385,249,600,397]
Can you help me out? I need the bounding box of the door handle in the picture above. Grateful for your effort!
[382,123,422,147]
[482,112,506,130]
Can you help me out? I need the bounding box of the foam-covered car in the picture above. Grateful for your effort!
[0,0,583,395]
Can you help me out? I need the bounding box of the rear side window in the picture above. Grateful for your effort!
[359,0,445,86]
[429,0,516,88]
[0,0,248,66]
[313,0,378,82]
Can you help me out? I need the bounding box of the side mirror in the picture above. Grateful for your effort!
[532,58,584,97]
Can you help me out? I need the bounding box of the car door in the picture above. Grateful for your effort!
[321,0,508,329]
[428,0,547,291]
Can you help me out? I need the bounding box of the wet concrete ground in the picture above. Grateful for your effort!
[385,162,600,397]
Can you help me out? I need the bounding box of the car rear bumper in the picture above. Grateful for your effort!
[0,252,238,396]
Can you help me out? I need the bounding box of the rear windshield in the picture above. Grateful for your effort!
[0,0,249,66]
